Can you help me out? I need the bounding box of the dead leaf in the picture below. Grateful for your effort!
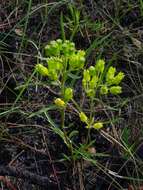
[15,28,23,36]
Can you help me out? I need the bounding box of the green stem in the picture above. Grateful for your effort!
[58,58,76,160]
[60,70,66,131]
[71,98,81,112]
[60,59,71,147]
[86,97,94,144]
[60,58,67,130]
[60,12,66,42]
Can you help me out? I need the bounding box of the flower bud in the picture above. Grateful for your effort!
[69,50,85,70]
[100,85,108,95]
[112,72,125,85]
[79,112,88,123]
[86,89,95,97]
[47,57,63,71]
[93,122,103,130]
[35,64,49,76]
[89,76,98,89]
[83,70,90,82]
[57,39,62,44]
[64,88,73,101]
[89,66,96,76]
[54,98,65,107]
[106,66,116,85]
[45,39,62,56]
[62,40,75,55]
[95,59,105,74]
[110,86,122,95]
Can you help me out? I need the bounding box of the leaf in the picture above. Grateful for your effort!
[29,105,57,118]
[44,112,58,128]
[121,128,131,147]
[67,73,81,79]
[0,107,19,117]
[61,153,71,161]
[44,112,69,147]
[69,130,79,139]
[15,28,23,36]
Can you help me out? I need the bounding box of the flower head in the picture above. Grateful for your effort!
[112,72,125,85]
[64,88,73,101]
[93,122,103,130]
[79,112,88,123]
[35,64,49,76]
[110,86,122,95]
[100,85,108,95]
[95,59,105,74]
[54,98,65,108]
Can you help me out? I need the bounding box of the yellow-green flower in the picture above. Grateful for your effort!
[89,66,96,76]
[95,59,105,74]
[112,72,125,85]
[86,89,95,97]
[69,50,85,70]
[35,64,49,76]
[54,98,65,108]
[64,88,73,101]
[110,86,122,95]
[83,70,90,82]
[89,76,98,89]
[93,122,103,130]
[46,57,63,71]
[100,85,108,95]
[106,66,116,85]
[79,112,88,123]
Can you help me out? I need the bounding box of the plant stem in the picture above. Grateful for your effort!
[60,58,70,146]
[86,97,94,144]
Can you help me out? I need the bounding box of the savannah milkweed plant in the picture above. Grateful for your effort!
[35,39,125,160]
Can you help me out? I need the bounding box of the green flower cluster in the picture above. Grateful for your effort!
[82,59,124,97]
[105,66,124,95]
[106,67,125,86]
[82,59,105,97]
[35,39,85,81]
[45,39,75,57]
[46,57,63,80]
